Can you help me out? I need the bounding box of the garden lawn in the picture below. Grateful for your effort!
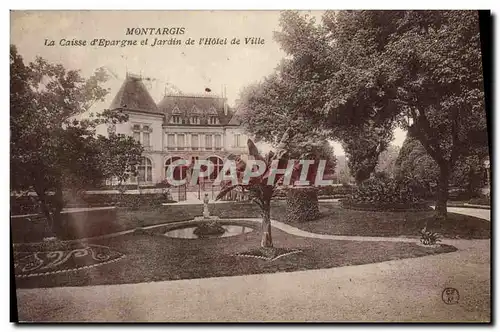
[12,201,489,244]
[120,201,490,240]
[14,225,455,289]
[281,202,490,239]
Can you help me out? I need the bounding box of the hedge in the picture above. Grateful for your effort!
[317,184,353,197]
[274,184,353,199]
[11,207,121,243]
[11,193,176,215]
[341,200,432,212]
[468,196,491,206]
[285,187,321,222]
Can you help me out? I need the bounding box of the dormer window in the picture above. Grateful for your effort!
[171,115,182,124]
[190,116,200,125]
[209,116,219,125]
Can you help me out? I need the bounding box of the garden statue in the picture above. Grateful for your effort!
[193,193,225,237]
[203,193,210,218]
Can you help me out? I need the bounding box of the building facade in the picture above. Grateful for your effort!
[106,74,249,186]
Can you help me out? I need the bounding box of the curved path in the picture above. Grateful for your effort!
[245,218,417,243]
[15,206,490,322]
[91,205,490,244]
[446,207,490,222]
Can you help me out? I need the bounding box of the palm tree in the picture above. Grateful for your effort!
[216,131,296,248]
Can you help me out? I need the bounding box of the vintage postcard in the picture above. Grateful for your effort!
[10,10,491,322]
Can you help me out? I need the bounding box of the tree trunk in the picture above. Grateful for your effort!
[435,164,450,219]
[34,187,56,238]
[52,187,64,235]
[260,203,273,248]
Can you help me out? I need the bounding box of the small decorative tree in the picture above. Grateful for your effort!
[216,132,297,249]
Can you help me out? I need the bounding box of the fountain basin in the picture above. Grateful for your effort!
[164,222,254,239]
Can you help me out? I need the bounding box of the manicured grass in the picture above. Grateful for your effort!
[281,203,490,240]
[14,224,456,289]
[13,201,489,244]
[121,201,490,239]
[118,201,263,229]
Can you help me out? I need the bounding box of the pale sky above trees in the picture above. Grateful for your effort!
[11,10,406,155]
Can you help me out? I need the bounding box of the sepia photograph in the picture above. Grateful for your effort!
[10,9,491,322]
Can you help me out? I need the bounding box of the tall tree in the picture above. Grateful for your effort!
[396,135,487,198]
[376,144,401,177]
[382,11,487,217]
[10,45,143,236]
[273,11,398,184]
[272,10,488,218]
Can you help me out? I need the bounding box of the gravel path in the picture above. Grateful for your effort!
[15,238,490,322]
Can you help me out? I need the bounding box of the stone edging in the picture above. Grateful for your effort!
[235,250,303,262]
[15,255,126,279]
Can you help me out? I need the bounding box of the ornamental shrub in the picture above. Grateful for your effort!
[285,187,321,222]
[342,174,431,211]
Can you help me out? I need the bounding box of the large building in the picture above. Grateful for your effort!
[106,74,249,186]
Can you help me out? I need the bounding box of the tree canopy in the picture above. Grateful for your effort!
[10,45,143,235]
[239,10,488,218]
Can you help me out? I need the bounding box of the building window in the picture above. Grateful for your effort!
[209,116,219,125]
[215,135,222,150]
[171,115,181,124]
[133,125,141,142]
[142,126,150,147]
[190,116,200,125]
[138,157,153,183]
[208,156,224,180]
[167,134,175,150]
[205,134,212,149]
[132,124,152,147]
[234,134,241,147]
[177,134,185,150]
[191,134,199,151]
[165,156,187,181]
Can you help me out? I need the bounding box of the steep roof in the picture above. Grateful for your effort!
[227,106,244,126]
[109,75,159,113]
[157,94,235,125]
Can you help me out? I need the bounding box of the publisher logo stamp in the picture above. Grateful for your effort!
[442,288,460,305]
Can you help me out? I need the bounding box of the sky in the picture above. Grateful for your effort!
[10,10,407,155]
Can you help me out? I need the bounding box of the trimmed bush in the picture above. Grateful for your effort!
[285,186,321,222]
[193,222,226,237]
[343,175,430,211]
